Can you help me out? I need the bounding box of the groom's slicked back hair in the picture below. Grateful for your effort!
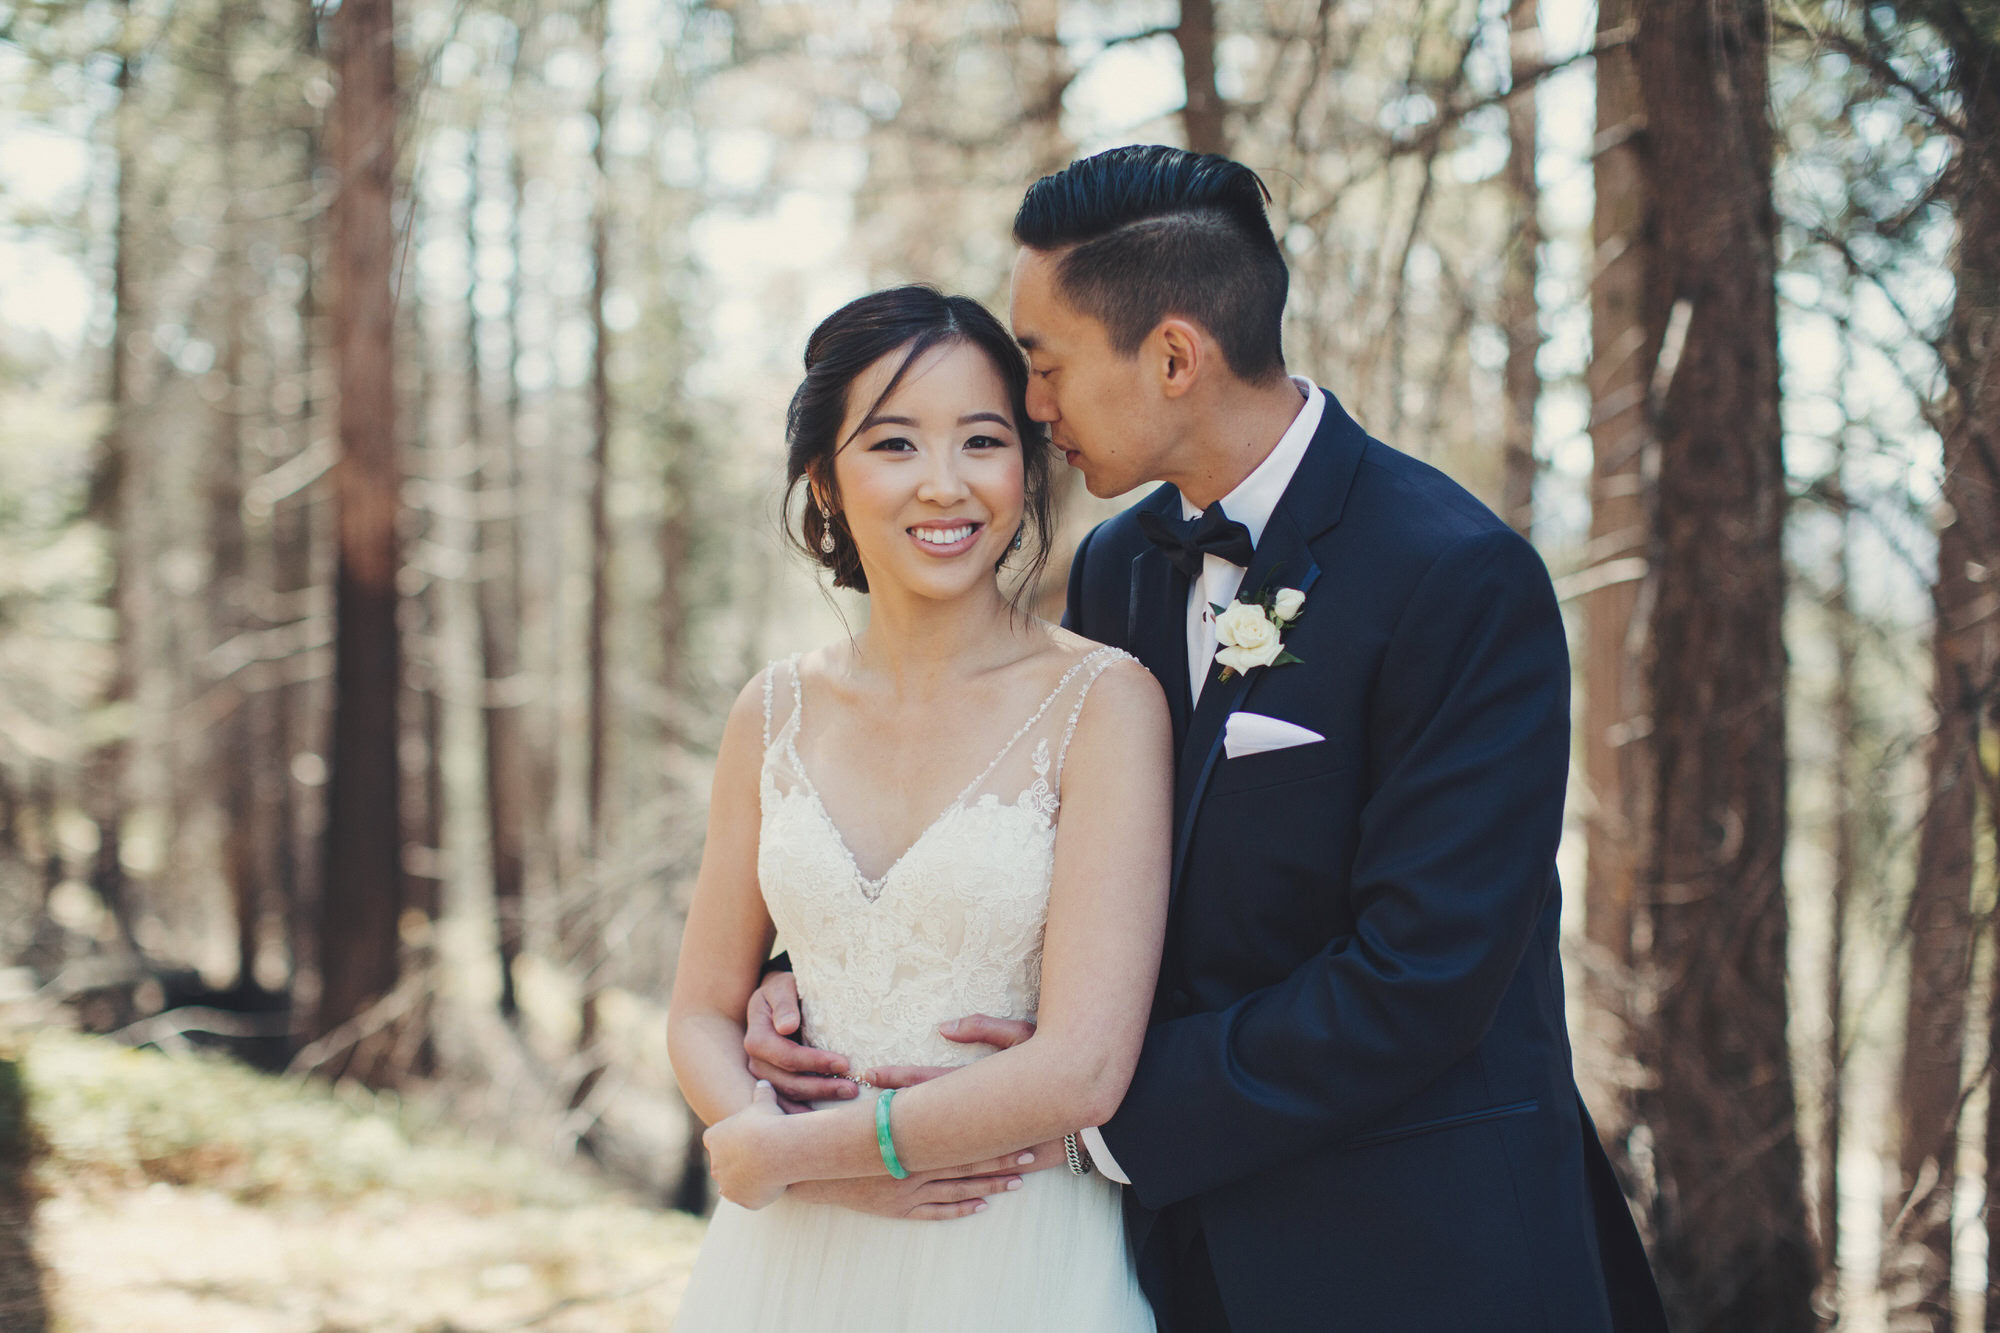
[1013,145,1288,382]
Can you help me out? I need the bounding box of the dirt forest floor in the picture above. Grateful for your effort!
[14,1029,707,1332]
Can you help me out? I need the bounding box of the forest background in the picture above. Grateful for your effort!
[0,0,1993,1329]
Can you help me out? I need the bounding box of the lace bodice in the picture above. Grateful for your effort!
[757,645,1132,1074]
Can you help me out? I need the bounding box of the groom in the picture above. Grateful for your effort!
[747,145,1665,1332]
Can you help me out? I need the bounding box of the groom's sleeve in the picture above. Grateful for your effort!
[1099,527,1571,1210]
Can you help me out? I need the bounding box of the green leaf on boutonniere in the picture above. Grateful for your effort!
[1208,575,1307,681]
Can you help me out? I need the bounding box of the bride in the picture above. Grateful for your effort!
[667,285,1169,1331]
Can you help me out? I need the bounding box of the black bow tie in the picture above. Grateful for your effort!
[1137,504,1255,581]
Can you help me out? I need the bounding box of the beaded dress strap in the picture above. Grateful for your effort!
[762,661,776,750]
[950,646,1123,808]
[1054,648,1136,789]
[762,654,804,754]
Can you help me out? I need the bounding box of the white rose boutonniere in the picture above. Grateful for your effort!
[1212,582,1307,682]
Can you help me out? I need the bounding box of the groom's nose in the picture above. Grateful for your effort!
[1025,375,1058,424]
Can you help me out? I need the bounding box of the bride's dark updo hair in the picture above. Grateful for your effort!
[784,285,1053,596]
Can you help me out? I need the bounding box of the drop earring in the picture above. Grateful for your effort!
[1010,526,1024,553]
[818,498,837,557]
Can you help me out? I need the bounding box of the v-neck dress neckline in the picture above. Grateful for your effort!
[780,647,1118,899]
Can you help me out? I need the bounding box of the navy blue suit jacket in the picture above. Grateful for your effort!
[1062,390,1666,1332]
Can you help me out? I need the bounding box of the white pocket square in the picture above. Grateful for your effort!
[1223,712,1325,759]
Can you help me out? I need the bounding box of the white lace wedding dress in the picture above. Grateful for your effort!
[673,645,1154,1332]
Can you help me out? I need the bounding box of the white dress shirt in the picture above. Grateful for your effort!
[1180,378,1324,705]
[1083,376,1323,1185]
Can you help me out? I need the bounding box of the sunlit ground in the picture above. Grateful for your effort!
[18,1029,706,1332]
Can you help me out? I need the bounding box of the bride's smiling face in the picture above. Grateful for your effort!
[823,338,1027,605]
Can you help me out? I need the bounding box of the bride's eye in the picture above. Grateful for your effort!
[965,435,1010,450]
[869,436,916,452]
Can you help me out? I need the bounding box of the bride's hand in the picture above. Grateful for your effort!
[703,1080,792,1209]
[788,1143,1045,1220]
[788,1169,1009,1220]
[794,1135,1069,1221]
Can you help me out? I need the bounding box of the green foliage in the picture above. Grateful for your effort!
[0,1051,48,1333]
[20,1032,708,1330]
[23,1030,598,1208]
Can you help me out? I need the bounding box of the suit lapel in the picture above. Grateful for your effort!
[1170,509,1323,891]
[1167,389,1370,898]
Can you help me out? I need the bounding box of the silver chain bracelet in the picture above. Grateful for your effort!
[1063,1132,1094,1176]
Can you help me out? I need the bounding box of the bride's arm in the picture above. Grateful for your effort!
[671,670,1055,1220]
[703,660,1172,1204]
[667,673,779,1129]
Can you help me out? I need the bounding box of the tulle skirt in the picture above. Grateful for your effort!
[673,1163,1153,1331]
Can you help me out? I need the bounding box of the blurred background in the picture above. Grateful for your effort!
[0,0,1990,1328]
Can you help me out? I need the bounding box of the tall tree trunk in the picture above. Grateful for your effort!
[1887,487,1977,1331]
[1499,0,1540,537]
[406,258,443,939]
[656,370,696,728]
[575,0,614,1097]
[257,432,309,1004]
[210,11,261,995]
[1989,938,2000,1333]
[1922,11,2000,1328]
[1175,0,1226,155]
[392,206,441,1085]
[473,121,529,1021]
[1572,2,1651,1205]
[316,0,407,1075]
[282,0,325,1021]
[1582,0,1648,977]
[1819,455,1856,1282]
[0,770,15,864]
[1631,0,1818,1328]
[86,6,141,958]
[33,767,62,916]
[505,20,555,983]
[657,420,692,710]
[584,0,612,867]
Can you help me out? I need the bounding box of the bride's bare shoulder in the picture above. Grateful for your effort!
[1050,644,1169,782]
[1033,624,1146,678]
[783,642,866,696]
[1032,621,1124,666]
[1023,624,1161,716]
[725,644,849,731]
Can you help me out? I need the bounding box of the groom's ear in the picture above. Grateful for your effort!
[1155,318,1204,400]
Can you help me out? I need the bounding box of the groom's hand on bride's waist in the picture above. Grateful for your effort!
[862,1013,1038,1090]
[743,980,1040,1111]
[743,971,856,1111]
